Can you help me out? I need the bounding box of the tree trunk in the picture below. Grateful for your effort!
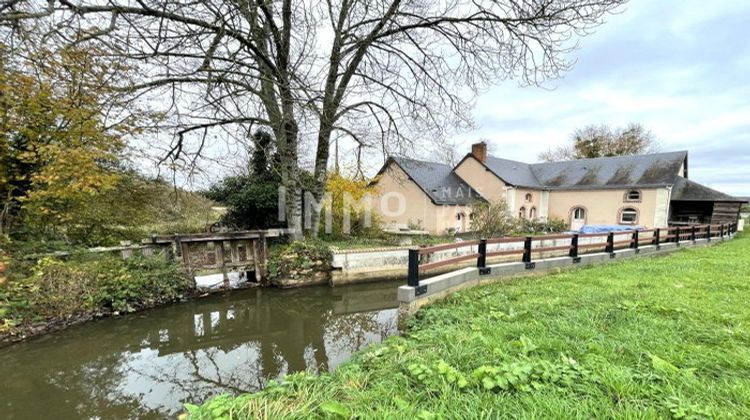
[310,123,334,238]
[277,86,303,240]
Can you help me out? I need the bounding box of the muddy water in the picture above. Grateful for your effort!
[0,281,402,419]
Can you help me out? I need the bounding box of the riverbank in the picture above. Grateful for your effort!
[0,253,195,346]
[188,233,750,418]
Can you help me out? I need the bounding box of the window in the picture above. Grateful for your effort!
[573,208,586,220]
[525,193,533,202]
[625,190,641,202]
[519,206,527,219]
[529,207,537,219]
[456,213,463,221]
[620,207,638,224]
[469,213,475,221]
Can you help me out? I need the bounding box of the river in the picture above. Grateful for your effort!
[0,280,402,419]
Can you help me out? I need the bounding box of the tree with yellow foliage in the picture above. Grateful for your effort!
[322,170,380,238]
[0,45,147,238]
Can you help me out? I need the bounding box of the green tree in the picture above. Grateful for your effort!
[0,46,144,237]
[205,130,287,229]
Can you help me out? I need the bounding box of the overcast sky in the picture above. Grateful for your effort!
[462,0,750,196]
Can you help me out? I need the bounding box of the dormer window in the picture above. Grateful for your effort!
[624,190,641,202]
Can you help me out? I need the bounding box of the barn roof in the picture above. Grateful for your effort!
[482,156,543,188]
[671,177,747,202]
[382,157,483,205]
[528,151,688,190]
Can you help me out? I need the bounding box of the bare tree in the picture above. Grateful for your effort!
[538,123,659,162]
[2,0,626,237]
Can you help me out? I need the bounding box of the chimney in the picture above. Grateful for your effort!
[471,142,487,163]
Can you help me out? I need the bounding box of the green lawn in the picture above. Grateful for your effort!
[190,234,750,419]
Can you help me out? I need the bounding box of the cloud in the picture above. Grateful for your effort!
[465,0,750,195]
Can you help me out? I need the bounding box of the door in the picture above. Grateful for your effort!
[571,207,586,231]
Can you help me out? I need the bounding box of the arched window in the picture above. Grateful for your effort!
[624,190,641,202]
[529,207,537,219]
[525,193,533,202]
[619,207,639,224]
[519,206,527,219]
[456,213,463,221]
[573,207,586,220]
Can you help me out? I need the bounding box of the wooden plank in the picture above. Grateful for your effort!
[419,253,480,272]
[215,241,229,288]
[531,234,573,241]
[145,229,283,244]
[418,240,479,256]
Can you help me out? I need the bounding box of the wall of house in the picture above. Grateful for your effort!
[453,157,507,202]
[547,188,667,228]
[513,188,544,220]
[371,164,472,234]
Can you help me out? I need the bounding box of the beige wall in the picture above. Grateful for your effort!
[514,188,544,219]
[371,163,472,235]
[547,188,668,228]
[454,157,507,202]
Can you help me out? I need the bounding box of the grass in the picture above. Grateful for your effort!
[189,233,750,419]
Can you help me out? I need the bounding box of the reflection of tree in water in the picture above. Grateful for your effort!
[321,308,399,365]
[0,282,401,420]
[122,346,266,410]
[41,352,164,419]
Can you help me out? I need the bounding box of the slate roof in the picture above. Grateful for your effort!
[381,151,743,205]
[671,177,747,202]
[385,157,483,205]
[528,151,688,190]
[483,156,542,188]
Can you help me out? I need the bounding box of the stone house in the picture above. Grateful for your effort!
[371,142,746,235]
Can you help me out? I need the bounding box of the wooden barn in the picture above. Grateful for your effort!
[669,177,746,225]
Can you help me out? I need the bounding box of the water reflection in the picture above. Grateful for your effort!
[0,281,401,419]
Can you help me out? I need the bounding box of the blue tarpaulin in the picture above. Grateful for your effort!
[578,225,642,234]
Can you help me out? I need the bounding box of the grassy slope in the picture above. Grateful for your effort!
[191,234,750,419]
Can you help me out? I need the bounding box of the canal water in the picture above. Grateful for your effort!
[0,280,402,419]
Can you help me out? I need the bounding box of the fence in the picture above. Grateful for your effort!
[407,223,738,291]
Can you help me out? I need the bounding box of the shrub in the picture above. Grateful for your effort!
[1,253,192,333]
[470,199,516,238]
[268,241,332,279]
[517,218,567,234]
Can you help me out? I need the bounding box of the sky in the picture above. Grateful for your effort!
[460,0,750,196]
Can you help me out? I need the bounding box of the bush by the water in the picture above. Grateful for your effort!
[0,254,192,338]
[267,241,333,280]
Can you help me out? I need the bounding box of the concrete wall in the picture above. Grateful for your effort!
[371,163,471,235]
[547,188,666,228]
[332,233,633,285]
[398,233,737,314]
